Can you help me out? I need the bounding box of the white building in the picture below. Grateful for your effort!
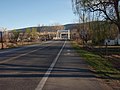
[104,39,115,45]
[104,34,120,45]
[54,30,70,40]
[115,34,120,45]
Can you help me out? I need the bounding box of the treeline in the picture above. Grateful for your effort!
[0,25,64,49]
[71,0,120,45]
[70,21,118,45]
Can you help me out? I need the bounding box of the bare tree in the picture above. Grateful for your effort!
[72,0,120,36]
[31,28,39,41]
[10,29,20,45]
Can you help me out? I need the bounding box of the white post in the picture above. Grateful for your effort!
[60,33,62,39]
[56,30,59,39]
[68,30,70,39]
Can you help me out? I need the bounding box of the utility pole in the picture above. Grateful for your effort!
[0,31,3,49]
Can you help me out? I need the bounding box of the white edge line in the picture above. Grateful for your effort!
[0,43,53,64]
[0,49,38,64]
[35,41,66,90]
[0,41,53,54]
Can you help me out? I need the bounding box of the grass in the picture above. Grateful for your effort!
[71,41,120,79]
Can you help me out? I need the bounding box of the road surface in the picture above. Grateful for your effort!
[0,41,113,90]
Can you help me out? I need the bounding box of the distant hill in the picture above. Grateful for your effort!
[9,23,80,33]
[10,22,107,33]
[64,23,80,30]
[10,25,65,33]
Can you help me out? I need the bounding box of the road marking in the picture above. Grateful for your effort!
[0,48,26,54]
[0,43,53,64]
[67,50,71,52]
[0,44,43,54]
[0,49,38,64]
[0,41,53,54]
[35,41,66,90]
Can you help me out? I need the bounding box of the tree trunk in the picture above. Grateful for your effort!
[116,24,120,45]
[117,23,120,34]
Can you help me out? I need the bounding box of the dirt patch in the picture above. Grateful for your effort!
[104,79,120,90]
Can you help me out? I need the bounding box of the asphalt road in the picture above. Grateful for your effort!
[0,40,113,90]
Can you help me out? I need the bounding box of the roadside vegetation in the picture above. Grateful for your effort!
[72,41,120,79]
[0,25,64,49]
[71,0,120,81]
